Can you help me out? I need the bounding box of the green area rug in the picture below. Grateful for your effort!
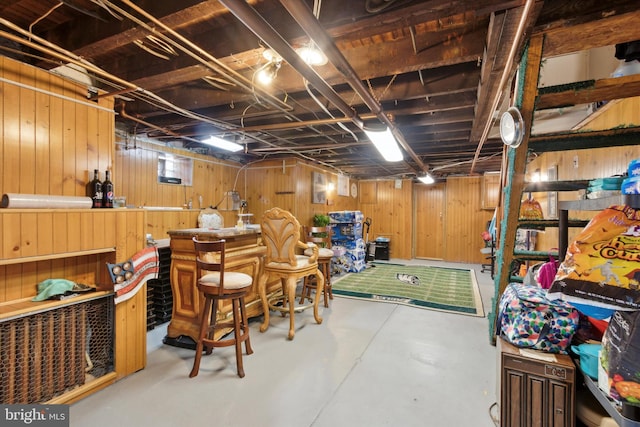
[332,263,484,317]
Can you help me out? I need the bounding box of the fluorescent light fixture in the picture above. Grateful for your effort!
[202,135,243,152]
[418,173,435,184]
[363,122,403,162]
[296,45,328,66]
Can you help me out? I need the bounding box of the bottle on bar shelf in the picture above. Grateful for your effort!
[102,170,114,208]
[87,169,103,208]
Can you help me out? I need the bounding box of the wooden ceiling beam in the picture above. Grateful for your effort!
[536,74,640,110]
[539,9,640,57]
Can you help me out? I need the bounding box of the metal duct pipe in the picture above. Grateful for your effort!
[218,0,361,128]
[278,0,426,172]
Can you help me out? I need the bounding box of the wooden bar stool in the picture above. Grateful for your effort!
[190,237,254,378]
[300,225,334,307]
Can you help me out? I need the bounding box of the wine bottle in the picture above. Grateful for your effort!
[102,170,114,208]
[87,169,102,208]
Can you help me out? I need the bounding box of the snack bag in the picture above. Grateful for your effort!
[519,198,544,220]
[547,205,640,311]
[601,310,640,404]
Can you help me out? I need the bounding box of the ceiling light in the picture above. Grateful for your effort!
[418,173,435,184]
[262,48,282,63]
[202,136,243,152]
[363,121,403,162]
[256,62,280,84]
[296,45,328,66]
[256,48,282,85]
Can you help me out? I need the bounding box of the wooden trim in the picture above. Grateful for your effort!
[46,372,117,405]
[0,247,115,266]
[0,290,112,321]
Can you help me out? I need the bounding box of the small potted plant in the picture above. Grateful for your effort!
[313,213,331,227]
[312,214,331,246]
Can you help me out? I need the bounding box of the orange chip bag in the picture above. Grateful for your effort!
[519,198,544,220]
[548,205,640,311]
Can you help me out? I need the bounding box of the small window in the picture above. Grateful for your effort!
[158,154,193,185]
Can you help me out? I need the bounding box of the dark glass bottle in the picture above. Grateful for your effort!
[87,169,102,208]
[102,170,114,208]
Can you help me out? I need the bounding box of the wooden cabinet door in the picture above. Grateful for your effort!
[548,380,572,427]
[483,172,501,210]
[525,374,547,427]
[502,368,525,427]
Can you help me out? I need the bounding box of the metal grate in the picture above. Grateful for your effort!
[0,295,114,404]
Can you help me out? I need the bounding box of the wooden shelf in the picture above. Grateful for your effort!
[0,247,116,266]
[524,180,590,192]
[518,219,590,229]
[0,290,112,322]
[513,249,559,261]
[559,194,640,211]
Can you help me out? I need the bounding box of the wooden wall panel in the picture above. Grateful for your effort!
[145,210,199,240]
[582,98,640,130]
[358,179,413,260]
[244,160,357,228]
[115,139,242,224]
[19,62,36,195]
[2,57,20,194]
[415,183,445,260]
[34,67,51,195]
[444,177,493,263]
[0,55,114,199]
[0,209,143,304]
[113,209,147,378]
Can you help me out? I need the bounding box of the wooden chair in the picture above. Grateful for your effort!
[300,225,334,307]
[257,207,324,340]
[190,238,253,378]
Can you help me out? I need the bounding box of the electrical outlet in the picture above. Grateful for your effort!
[573,155,579,168]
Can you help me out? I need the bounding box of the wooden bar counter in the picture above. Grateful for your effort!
[166,227,276,346]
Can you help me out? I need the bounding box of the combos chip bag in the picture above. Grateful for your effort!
[548,205,640,311]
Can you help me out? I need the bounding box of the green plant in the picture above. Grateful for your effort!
[313,213,330,227]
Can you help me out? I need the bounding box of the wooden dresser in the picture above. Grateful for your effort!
[498,337,575,427]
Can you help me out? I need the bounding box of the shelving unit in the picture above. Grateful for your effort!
[583,373,640,427]
[489,31,640,341]
[488,27,640,426]
[0,208,147,404]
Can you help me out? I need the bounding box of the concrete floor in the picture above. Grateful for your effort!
[71,259,499,427]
